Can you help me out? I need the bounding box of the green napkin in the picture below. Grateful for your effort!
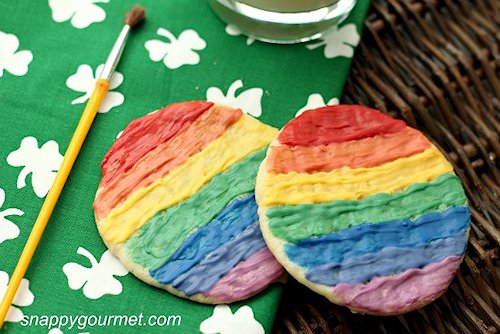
[0,0,369,332]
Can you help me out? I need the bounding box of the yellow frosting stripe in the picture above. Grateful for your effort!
[260,147,453,206]
[100,115,278,244]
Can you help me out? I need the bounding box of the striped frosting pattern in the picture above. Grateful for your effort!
[94,101,284,303]
[256,105,470,315]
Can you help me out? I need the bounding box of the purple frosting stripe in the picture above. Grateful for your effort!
[332,256,461,315]
[203,248,284,302]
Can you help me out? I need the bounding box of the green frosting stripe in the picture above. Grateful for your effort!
[267,174,466,243]
[125,148,267,270]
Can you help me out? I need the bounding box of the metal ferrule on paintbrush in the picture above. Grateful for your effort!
[101,5,145,80]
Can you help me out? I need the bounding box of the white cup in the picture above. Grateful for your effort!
[210,0,357,44]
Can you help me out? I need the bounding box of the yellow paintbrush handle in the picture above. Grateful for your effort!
[0,79,110,327]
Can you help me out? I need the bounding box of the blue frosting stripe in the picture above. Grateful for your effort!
[285,206,470,269]
[150,193,257,284]
[306,234,468,286]
[168,222,266,296]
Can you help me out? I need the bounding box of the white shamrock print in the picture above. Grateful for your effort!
[66,64,124,113]
[145,28,206,69]
[200,305,264,334]
[225,24,255,46]
[306,23,360,58]
[63,247,128,299]
[207,80,263,117]
[296,93,339,117]
[0,31,33,77]
[0,270,34,323]
[7,137,63,198]
[48,0,108,29]
[48,329,64,334]
[0,188,24,244]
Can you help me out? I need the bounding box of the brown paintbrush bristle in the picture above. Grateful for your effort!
[125,5,146,28]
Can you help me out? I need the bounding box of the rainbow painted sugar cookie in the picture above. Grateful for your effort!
[93,101,284,304]
[256,105,470,315]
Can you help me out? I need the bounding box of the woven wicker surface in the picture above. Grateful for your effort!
[273,0,500,333]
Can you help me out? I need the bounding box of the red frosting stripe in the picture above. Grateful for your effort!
[268,127,431,174]
[100,101,213,187]
[278,105,406,146]
[94,104,242,220]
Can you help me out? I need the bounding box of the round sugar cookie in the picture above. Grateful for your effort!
[94,101,284,304]
[255,105,471,315]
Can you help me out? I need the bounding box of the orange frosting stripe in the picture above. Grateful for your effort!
[267,127,431,174]
[94,105,242,220]
[100,101,213,187]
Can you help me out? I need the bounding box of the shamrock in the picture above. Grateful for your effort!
[296,93,339,117]
[48,0,108,29]
[63,247,128,299]
[306,23,360,58]
[48,329,64,334]
[0,188,24,245]
[200,305,264,334]
[0,31,33,77]
[0,270,34,323]
[7,137,63,198]
[225,24,255,46]
[66,64,124,113]
[145,28,206,69]
[206,79,263,117]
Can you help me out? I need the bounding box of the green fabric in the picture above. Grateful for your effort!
[0,0,369,333]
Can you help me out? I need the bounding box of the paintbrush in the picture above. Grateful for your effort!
[0,5,145,327]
